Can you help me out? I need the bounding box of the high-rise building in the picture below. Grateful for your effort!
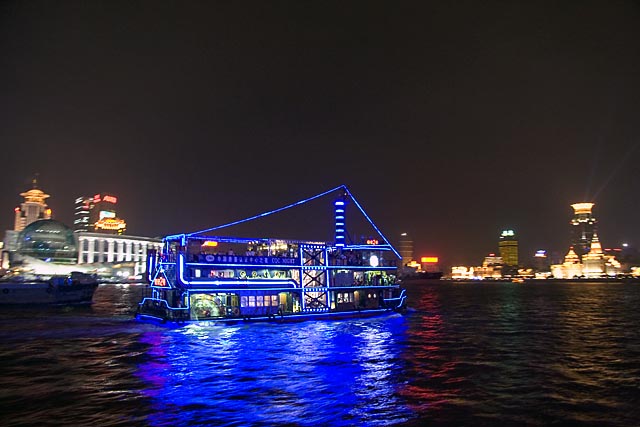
[74,196,93,232]
[14,178,52,231]
[570,203,597,256]
[398,232,413,267]
[74,193,127,235]
[533,250,550,272]
[498,229,518,267]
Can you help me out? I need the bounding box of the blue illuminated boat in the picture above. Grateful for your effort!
[136,185,407,325]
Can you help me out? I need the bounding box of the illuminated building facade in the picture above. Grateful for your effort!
[14,179,52,232]
[398,233,413,267]
[571,203,597,256]
[75,193,127,235]
[76,232,162,277]
[582,232,605,277]
[533,250,550,272]
[498,229,518,266]
[550,247,582,279]
[74,196,92,232]
[421,256,440,273]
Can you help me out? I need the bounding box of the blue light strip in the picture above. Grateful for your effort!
[187,262,302,269]
[178,254,299,287]
[146,252,157,283]
[342,187,401,259]
[187,185,346,236]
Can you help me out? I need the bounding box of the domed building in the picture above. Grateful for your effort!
[16,219,78,264]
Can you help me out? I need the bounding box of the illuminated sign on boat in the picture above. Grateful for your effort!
[199,254,299,265]
[421,257,439,263]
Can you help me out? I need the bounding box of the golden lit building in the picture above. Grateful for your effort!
[14,178,52,232]
[571,203,597,256]
[498,229,518,266]
[582,232,605,277]
[551,247,583,279]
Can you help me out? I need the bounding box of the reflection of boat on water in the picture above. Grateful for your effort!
[136,185,407,325]
[0,271,99,304]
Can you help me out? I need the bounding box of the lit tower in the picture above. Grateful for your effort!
[334,195,346,248]
[398,232,413,267]
[14,178,52,231]
[582,232,605,277]
[570,203,597,256]
[498,229,518,267]
[74,196,93,232]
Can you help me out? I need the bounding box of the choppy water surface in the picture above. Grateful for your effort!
[1,281,639,426]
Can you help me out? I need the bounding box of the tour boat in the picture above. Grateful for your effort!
[0,271,99,304]
[136,185,407,325]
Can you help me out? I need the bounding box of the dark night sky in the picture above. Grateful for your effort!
[1,1,639,267]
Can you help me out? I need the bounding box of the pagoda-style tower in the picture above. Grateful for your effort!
[570,203,597,256]
[14,177,52,231]
[582,232,605,278]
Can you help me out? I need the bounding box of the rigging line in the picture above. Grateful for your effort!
[343,187,401,259]
[187,184,347,236]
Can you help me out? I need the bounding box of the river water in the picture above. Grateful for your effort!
[1,281,639,426]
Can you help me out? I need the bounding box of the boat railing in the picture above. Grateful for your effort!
[138,297,190,321]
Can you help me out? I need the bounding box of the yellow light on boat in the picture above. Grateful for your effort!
[421,257,439,263]
[369,255,379,267]
[202,241,218,247]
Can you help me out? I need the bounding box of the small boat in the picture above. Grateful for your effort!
[136,185,407,325]
[0,271,99,304]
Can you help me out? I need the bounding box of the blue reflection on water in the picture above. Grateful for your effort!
[136,315,413,426]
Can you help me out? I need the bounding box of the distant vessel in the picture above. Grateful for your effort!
[402,271,443,280]
[136,185,407,325]
[0,271,99,304]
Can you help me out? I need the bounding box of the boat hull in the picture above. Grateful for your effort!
[0,281,98,305]
[136,307,403,327]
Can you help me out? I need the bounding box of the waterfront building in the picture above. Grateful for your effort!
[482,253,503,267]
[550,247,582,279]
[571,203,597,256]
[533,250,550,273]
[76,232,162,277]
[582,232,605,277]
[451,266,474,279]
[14,178,52,232]
[74,193,127,234]
[498,229,518,267]
[421,256,440,273]
[15,219,79,264]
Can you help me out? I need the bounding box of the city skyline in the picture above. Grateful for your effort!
[3,177,633,270]
[1,2,639,266]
